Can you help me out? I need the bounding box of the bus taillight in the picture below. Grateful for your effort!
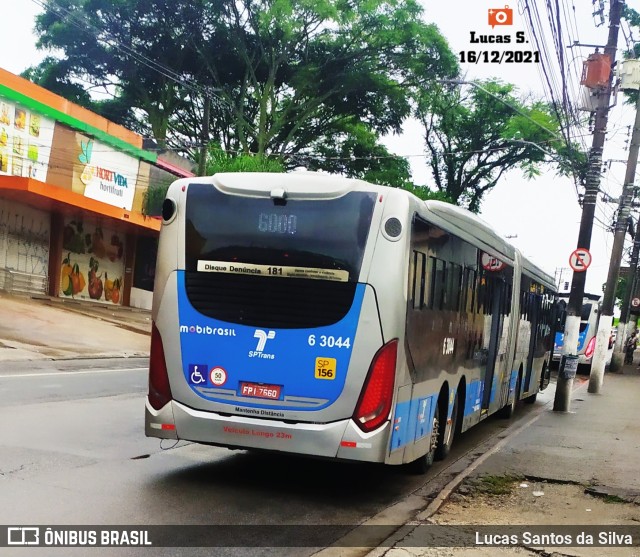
[585,336,597,359]
[353,339,398,433]
[148,323,172,410]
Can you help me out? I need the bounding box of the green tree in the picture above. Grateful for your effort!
[28,0,458,181]
[30,0,211,144]
[206,147,285,174]
[143,149,284,216]
[417,80,587,212]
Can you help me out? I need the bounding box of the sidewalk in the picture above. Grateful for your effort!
[369,365,640,556]
[0,290,151,361]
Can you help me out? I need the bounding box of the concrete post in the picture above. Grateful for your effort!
[553,0,622,410]
[590,91,640,391]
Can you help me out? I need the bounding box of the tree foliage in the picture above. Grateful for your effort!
[206,147,285,174]
[28,0,458,181]
[26,0,587,206]
[417,80,587,213]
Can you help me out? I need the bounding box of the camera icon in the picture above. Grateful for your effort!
[488,6,513,28]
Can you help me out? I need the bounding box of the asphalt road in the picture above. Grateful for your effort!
[0,358,554,557]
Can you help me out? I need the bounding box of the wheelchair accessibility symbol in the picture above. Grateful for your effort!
[188,364,208,385]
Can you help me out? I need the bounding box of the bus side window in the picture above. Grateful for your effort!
[476,274,488,315]
[418,253,429,309]
[448,263,462,311]
[410,251,420,309]
[431,258,446,310]
[466,268,477,314]
[460,267,468,312]
[505,283,513,316]
[410,251,429,310]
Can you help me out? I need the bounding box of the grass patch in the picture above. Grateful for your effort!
[603,495,626,504]
[475,474,522,496]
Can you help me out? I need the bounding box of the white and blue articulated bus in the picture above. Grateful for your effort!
[146,171,557,471]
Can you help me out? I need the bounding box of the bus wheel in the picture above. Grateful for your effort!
[524,392,537,404]
[499,373,521,419]
[406,404,440,474]
[435,393,458,461]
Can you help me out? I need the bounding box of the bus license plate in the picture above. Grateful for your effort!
[239,382,281,400]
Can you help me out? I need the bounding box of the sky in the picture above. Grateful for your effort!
[2,0,640,296]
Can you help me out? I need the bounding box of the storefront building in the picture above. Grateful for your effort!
[0,67,193,309]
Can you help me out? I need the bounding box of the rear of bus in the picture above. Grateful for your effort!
[553,293,601,367]
[145,172,410,464]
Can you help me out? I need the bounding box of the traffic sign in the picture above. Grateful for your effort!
[569,248,592,272]
[481,252,506,272]
[632,298,640,309]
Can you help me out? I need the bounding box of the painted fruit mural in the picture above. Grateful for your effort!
[60,219,125,304]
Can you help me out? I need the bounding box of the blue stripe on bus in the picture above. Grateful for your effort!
[554,327,589,353]
[465,380,482,416]
[390,396,436,451]
[176,271,366,411]
[390,373,513,452]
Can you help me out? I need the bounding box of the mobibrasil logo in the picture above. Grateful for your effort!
[250,329,276,359]
[179,324,237,336]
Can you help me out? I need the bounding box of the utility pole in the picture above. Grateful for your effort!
[198,95,211,176]
[611,224,640,371]
[590,92,640,390]
[553,0,623,411]
[555,267,571,292]
[607,59,640,372]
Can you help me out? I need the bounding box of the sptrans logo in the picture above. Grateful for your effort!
[179,324,237,336]
[250,329,276,359]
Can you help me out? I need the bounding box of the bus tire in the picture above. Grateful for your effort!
[406,404,440,474]
[524,392,537,404]
[435,392,458,461]
[499,373,521,419]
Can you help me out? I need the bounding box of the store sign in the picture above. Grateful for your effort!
[0,99,54,181]
[72,136,139,211]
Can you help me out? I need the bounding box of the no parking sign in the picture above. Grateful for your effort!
[569,248,591,272]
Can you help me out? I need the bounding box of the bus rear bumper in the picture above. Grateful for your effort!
[145,398,178,439]
[145,399,390,463]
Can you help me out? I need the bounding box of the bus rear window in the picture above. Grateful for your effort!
[185,184,376,282]
[580,302,594,321]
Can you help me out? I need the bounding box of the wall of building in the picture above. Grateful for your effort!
[0,197,49,293]
[0,69,192,309]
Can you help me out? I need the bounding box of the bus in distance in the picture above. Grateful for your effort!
[146,171,557,472]
[552,292,607,370]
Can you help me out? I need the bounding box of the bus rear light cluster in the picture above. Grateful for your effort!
[584,336,596,359]
[149,423,176,431]
[148,323,173,410]
[353,339,398,432]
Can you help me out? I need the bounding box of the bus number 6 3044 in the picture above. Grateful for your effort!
[308,335,351,348]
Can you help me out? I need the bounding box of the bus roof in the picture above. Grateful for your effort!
[559,292,601,301]
[209,170,375,199]
[421,200,554,291]
[422,200,515,261]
